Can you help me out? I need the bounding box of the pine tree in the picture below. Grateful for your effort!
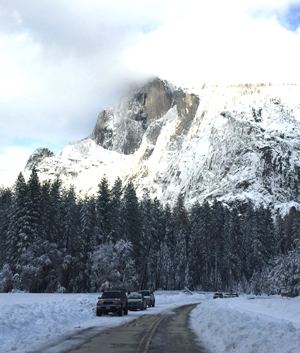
[110,177,123,242]
[47,178,63,244]
[274,213,285,254]
[251,205,274,272]
[6,173,30,268]
[19,238,63,293]
[61,185,80,255]
[172,194,189,289]
[223,208,242,291]
[40,180,52,241]
[268,249,300,296]
[198,200,213,291]
[161,203,175,289]
[59,185,81,292]
[122,181,142,273]
[139,190,153,289]
[240,202,255,282]
[0,187,12,267]
[210,201,225,291]
[26,167,42,240]
[139,193,164,289]
[78,195,98,291]
[150,198,164,290]
[291,208,300,249]
[282,206,296,253]
[189,201,203,290]
[97,175,111,243]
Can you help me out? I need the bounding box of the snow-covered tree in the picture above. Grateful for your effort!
[18,239,63,293]
[268,249,300,296]
[109,177,124,242]
[6,173,30,268]
[0,187,12,267]
[26,167,42,240]
[97,175,111,243]
[0,264,13,292]
[78,194,98,291]
[122,181,142,264]
[60,186,80,255]
[90,240,137,291]
[47,178,63,244]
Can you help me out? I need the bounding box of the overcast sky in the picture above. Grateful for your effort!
[0,0,300,186]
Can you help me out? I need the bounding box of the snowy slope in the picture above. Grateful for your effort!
[25,79,300,211]
[191,295,300,353]
[1,291,300,353]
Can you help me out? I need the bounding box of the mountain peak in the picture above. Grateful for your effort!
[90,77,199,155]
[24,81,300,213]
[26,147,55,171]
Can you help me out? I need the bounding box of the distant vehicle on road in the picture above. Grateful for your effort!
[223,292,239,298]
[127,292,147,311]
[96,290,128,316]
[138,290,155,307]
[213,292,223,299]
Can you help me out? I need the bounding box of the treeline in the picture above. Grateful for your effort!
[0,168,300,295]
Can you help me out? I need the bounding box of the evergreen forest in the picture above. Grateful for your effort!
[0,168,300,296]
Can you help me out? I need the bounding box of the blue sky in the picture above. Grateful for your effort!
[276,2,300,31]
[250,1,300,32]
[0,0,300,186]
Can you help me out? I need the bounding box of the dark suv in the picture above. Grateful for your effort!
[96,290,128,316]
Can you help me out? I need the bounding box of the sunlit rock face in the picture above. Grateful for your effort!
[90,78,199,155]
[26,148,55,170]
[25,79,300,213]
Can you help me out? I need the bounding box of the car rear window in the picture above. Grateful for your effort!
[102,291,121,298]
[140,291,150,296]
[128,294,142,299]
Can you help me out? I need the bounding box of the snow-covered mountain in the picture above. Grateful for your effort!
[25,78,300,212]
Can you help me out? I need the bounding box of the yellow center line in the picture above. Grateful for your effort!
[143,316,164,352]
[136,316,164,353]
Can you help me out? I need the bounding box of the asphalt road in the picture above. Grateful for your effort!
[67,303,207,353]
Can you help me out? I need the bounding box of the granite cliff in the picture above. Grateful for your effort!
[25,78,300,212]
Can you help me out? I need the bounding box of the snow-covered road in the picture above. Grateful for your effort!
[0,291,299,353]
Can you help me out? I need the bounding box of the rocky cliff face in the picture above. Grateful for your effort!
[25,148,55,170]
[25,79,300,213]
[90,78,199,154]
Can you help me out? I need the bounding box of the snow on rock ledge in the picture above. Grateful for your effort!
[24,79,300,212]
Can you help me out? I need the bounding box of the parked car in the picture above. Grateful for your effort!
[213,292,223,299]
[96,290,128,316]
[223,292,239,298]
[138,290,155,307]
[127,292,147,311]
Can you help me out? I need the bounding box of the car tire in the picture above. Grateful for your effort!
[152,301,155,307]
[96,309,102,317]
[124,306,128,315]
[118,308,123,316]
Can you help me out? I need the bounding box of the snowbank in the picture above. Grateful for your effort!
[0,291,299,353]
[190,294,300,353]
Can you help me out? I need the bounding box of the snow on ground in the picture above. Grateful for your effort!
[190,294,300,353]
[0,291,299,353]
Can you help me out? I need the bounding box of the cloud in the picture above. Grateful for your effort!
[0,1,166,137]
[0,0,299,186]
[0,147,33,187]
[126,0,300,86]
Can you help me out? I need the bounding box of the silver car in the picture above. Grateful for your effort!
[127,292,147,311]
[138,290,155,307]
